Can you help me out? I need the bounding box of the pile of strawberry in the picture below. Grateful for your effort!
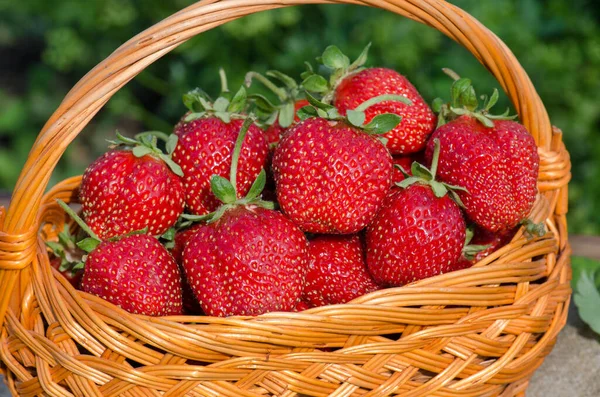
[50,45,541,318]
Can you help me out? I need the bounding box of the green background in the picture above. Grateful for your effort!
[0,0,598,234]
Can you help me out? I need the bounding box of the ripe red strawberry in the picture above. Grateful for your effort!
[334,68,436,154]
[461,226,517,265]
[183,205,308,317]
[366,140,466,286]
[79,136,185,240]
[303,234,379,308]
[81,234,183,316]
[426,75,539,232]
[172,113,267,215]
[301,45,435,155]
[272,116,393,234]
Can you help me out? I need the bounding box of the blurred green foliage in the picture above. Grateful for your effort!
[0,0,598,233]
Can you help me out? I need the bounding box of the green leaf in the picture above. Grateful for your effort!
[161,228,176,242]
[302,74,329,93]
[266,70,298,90]
[363,113,402,134]
[73,262,85,271]
[159,154,184,177]
[461,86,479,111]
[166,134,178,155]
[227,86,247,113]
[430,181,448,198]
[432,97,445,113]
[411,162,433,180]
[45,241,64,255]
[346,110,366,127]
[472,112,495,128]
[305,91,334,111]
[297,105,317,120]
[184,112,206,122]
[572,256,600,290]
[396,176,421,189]
[132,145,154,158]
[485,88,499,111]
[183,88,212,112]
[214,111,231,123]
[115,131,139,146]
[245,169,266,201]
[349,42,371,70]
[248,94,277,112]
[451,78,472,107]
[213,97,230,113]
[279,102,295,128]
[211,175,237,204]
[77,237,101,253]
[574,268,600,334]
[321,45,350,69]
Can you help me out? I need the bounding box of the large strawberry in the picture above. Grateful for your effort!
[79,133,185,240]
[426,73,539,232]
[366,139,466,286]
[271,94,404,234]
[171,77,268,216]
[168,224,204,314]
[57,201,183,316]
[303,234,379,308]
[182,118,309,317]
[302,45,436,155]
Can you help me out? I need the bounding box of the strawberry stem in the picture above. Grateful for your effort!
[245,71,287,102]
[219,68,230,96]
[354,94,412,112]
[229,116,255,194]
[56,199,101,242]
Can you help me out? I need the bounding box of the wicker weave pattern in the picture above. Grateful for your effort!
[0,1,571,396]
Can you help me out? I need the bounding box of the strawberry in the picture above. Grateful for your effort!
[182,118,309,317]
[79,133,185,240]
[366,140,466,286]
[57,200,183,316]
[303,234,379,308]
[172,82,268,216]
[271,93,403,234]
[426,72,539,232]
[302,45,436,155]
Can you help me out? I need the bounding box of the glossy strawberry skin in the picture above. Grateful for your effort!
[172,117,268,215]
[425,115,539,232]
[334,68,436,155]
[366,185,466,286]
[81,234,183,316]
[272,117,393,234]
[182,206,309,317]
[79,150,185,240]
[303,234,379,308]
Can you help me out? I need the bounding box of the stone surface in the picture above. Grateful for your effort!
[1,300,599,396]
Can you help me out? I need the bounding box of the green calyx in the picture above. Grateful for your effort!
[245,70,302,129]
[297,91,409,135]
[302,43,371,103]
[396,138,468,206]
[520,218,547,239]
[433,68,517,128]
[108,130,183,177]
[45,224,87,272]
[181,116,274,225]
[182,68,249,124]
[461,226,491,262]
[56,200,102,256]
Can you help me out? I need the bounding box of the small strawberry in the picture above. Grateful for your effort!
[79,132,185,240]
[57,201,183,316]
[172,72,268,216]
[272,93,404,234]
[303,234,379,308]
[302,44,436,155]
[366,139,466,286]
[426,71,540,232]
[182,118,309,317]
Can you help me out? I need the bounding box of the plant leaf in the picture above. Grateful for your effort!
[279,102,295,128]
[166,134,178,155]
[77,237,101,253]
[227,86,247,113]
[132,146,153,158]
[245,169,266,201]
[210,175,237,204]
[346,110,366,127]
[213,97,230,113]
[363,113,402,134]
[321,45,350,69]
[301,74,329,93]
[297,105,317,120]
[248,94,277,112]
[266,70,298,90]
[349,42,371,70]
[574,268,600,334]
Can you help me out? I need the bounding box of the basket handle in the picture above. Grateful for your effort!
[0,0,552,324]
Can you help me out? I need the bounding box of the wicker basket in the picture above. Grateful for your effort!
[0,1,572,396]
